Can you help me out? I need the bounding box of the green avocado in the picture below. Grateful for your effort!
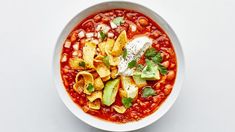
[141,60,160,80]
[102,78,120,106]
[133,72,147,87]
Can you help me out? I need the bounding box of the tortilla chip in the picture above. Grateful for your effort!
[105,39,120,66]
[98,42,106,55]
[69,57,85,70]
[112,105,126,114]
[94,54,104,63]
[119,88,127,98]
[83,42,96,68]
[87,91,102,102]
[73,77,84,94]
[111,67,118,79]
[94,77,104,90]
[102,75,111,82]
[88,100,101,110]
[111,30,128,56]
[75,71,94,95]
[95,62,110,78]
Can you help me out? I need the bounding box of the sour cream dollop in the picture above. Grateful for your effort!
[118,36,152,76]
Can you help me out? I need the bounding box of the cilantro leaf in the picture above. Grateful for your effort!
[128,59,137,68]
[112,17,125,26]
[79,61,85,67]
[87,83,94,92]
[99,31,106,41]
[145,48,157,58]
[158,64,168,75]
[102,56,110,67]
[122,48,127,59]
[142,86,156,98]
[122,97,133,108]
[152,52,162,64]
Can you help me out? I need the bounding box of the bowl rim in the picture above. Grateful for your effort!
[52,1,185,131]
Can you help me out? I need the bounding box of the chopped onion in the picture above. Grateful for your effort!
[96,24,110,33]
[64,40,71,48]
[86,32,94,38]
[107,32,114,38]
[130,24,137,32]
[61,54,67,62]
[73,42,79,50]
[72,51,78,56]
[78,30,85,38]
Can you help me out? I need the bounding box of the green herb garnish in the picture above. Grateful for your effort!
[152,52,162,64]
[103,56,110,67]
[145,48,157,58]
[158,64,168,75]
[112,17,125,26]
[99,31,106,41]
[142,86,156,98]
[122,48,127,59]
[122,97,133,108]
[79,61,85,67]
[128,59,137,68]
[144,48,166,74]
[87,83,94,92]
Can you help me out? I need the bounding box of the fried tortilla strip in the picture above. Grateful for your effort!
[95,62,110,78]
[87,91,102,102]
[88,100,101,110]
[69,57,85,70]
[98,42,106,55]
[112,105,126,114]
[73,77,84,94]
[94,77,104,90]
[111,30,128,56]
[75,71,94,95]
[83,42,96,68]
[94,54,104,63]
[105,39,120,66]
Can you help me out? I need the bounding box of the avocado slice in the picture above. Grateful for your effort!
[133,72,147,88]
[102,78,120,106]
[141,60,160,80]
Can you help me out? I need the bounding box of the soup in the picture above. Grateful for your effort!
[60,9,177,123]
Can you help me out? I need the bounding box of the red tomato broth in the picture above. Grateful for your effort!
[60,9,177,123]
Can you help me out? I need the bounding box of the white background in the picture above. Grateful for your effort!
[0,0,235,131]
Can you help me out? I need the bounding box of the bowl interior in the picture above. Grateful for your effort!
[53,1,185,131]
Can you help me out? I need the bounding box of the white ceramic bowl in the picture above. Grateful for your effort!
[53,1,185,131]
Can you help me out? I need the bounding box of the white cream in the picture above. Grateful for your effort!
[118,36,152,76]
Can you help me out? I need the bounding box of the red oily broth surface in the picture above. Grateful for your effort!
[60,9,177,123]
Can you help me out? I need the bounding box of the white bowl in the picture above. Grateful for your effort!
[53,1,185,131]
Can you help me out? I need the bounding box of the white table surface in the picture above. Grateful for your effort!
[0,0,235,131]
